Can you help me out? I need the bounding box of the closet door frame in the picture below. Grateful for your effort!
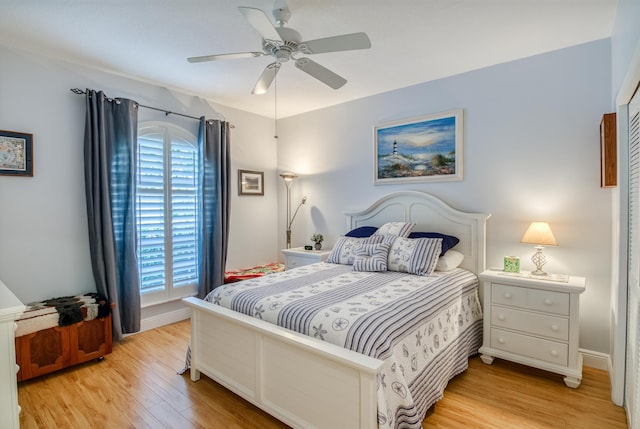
[613,39,640,410]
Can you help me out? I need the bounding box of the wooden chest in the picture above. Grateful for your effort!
[15,313,112,381]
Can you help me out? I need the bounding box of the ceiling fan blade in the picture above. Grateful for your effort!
[187,52,264,63]
[294,58,347,90]
[252,62,281,95]
[299,32,371,55]
[238,7,283,43]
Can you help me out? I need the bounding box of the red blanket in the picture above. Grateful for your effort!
[224,262,285,283]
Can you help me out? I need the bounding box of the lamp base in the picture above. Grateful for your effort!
[530,246,548,276]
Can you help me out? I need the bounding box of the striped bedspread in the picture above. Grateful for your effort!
[206,262,482,429]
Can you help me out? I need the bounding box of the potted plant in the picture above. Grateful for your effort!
[311,233,324,250]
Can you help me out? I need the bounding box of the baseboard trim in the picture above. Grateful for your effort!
[580,348,610,371]
[140,307,191,333]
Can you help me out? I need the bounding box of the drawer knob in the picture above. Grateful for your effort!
[544,299,553,305]
[550,350,559,357]
[551,324,559,331]
[498,337,506,344]
[498,314,506,321]
[504,292,512,299]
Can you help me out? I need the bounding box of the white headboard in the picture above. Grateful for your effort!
[344,191,491,274]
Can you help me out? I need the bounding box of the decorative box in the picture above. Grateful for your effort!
[503,256,520,273]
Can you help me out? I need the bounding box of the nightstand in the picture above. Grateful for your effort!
[478,270,586,388]
[281,247,331,270]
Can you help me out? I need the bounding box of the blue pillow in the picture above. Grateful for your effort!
[345,226,378,238]
[408,232,459,256]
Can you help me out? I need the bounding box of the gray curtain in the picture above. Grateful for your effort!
[198,118,231,298]
[84,90,140,340]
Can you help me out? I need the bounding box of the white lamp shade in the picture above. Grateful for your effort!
[520,222,558,246]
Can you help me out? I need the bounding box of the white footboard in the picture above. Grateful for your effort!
[183,297,384,429]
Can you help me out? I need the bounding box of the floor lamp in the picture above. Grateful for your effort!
[280,172,307,248]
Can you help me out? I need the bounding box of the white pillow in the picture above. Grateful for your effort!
[435,250,465,271]
[373,222,415,238]
[386,236,443,276]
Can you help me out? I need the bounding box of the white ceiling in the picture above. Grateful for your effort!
[0,0,617,119]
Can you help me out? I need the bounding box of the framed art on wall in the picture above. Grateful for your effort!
[238,169,264,196]
[374,109,463,184]
[0,130,33,177]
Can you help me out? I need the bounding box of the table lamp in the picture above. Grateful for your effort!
[520,221,558,276]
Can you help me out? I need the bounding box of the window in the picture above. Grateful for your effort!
[136,123,199,306]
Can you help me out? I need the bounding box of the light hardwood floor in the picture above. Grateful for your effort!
[18,319,628,429]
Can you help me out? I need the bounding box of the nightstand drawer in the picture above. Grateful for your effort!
[492,283,569,315]
[491,328,568,366]
[491,306,569,341]
[287,255,311,269]
[492,283,527,307]
[527,288,569,315]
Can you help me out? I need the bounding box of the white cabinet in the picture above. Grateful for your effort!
[478,270,585,388]
[281,247,331,270]
[0,280,25,429]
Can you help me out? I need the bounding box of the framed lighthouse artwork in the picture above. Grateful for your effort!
[374,109,463,184]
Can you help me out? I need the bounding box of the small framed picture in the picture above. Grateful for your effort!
[0,130,33,177]
[238,169,264,196]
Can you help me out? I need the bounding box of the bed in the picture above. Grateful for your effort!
[183,190,490,429]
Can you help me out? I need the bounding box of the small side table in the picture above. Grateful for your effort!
[281,247,331,270]
[478,269,586,388]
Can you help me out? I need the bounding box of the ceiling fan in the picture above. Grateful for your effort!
[187,4,372,95]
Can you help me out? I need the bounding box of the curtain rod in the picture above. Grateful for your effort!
[70,88,234,127]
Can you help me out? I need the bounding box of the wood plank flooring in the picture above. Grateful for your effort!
[18,319,628,428]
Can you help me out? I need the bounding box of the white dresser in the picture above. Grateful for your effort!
[478,270,586,388]
[0,280,25,428]
[281,247,331,270]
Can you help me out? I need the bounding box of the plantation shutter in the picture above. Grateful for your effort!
[171,139,199,287]
[136,125,199,303]
[137,133,166,294]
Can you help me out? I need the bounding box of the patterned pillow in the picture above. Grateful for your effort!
[386,236,443,276]
[353,243,391,272]
[326,235,385,265]
[373,222,415,238]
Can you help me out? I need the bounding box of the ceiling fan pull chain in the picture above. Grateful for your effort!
[274,64,278,139]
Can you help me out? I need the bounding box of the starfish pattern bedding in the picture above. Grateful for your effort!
[204,262,482,429]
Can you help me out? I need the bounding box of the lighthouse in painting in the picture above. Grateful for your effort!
[393,140,398,156]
